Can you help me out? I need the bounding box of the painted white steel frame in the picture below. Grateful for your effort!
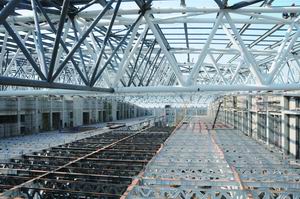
[0,1,300,106]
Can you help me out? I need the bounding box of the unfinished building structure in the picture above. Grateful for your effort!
[210,94,300,159]
[0,0,300,198]
[0,95,149,137]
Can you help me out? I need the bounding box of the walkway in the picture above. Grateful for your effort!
[127,116,300,198]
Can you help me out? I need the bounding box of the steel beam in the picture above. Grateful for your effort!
[127,28,149,87]
[228,0,264,9]
[267,21,300,84]
[141,49,161,86]
[115,83,300,93]
[223,12,265,85]
[88,16,143,87]
[145,11,185,86]
[90,0,122,85]
[3,22,46,80]
[145,51,163,86]
[0,0,20,25]
[47,0,70,81]
[0,76,113,92]
[30,0,48,77]
[70,18,89,80]
[51,0,116,82]
[214,0,225,9]
[138,40,157,86]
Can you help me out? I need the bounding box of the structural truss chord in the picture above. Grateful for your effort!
[0,1,300,106]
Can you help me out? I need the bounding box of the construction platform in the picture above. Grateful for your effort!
[127,117,300,198]
[0,116,154,161]
[0,116,300,198]
[0,117,166,198]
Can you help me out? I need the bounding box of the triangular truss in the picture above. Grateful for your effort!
[0,0,300,105]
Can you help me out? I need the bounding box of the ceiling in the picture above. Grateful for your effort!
[0,0,299,106]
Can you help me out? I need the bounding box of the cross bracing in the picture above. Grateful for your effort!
[0,0,300,106]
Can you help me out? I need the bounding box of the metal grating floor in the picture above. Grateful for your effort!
[127,117,300,199]
[0,127,171,198]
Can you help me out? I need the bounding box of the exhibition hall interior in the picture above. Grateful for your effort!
[0,0,299,198]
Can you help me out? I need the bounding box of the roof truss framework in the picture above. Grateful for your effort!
[0,1,300,105]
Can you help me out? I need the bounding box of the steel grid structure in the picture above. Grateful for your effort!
[0,124,172,198]
[127,117,300,198]
[0,0,300,106]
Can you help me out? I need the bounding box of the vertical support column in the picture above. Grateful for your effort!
[223,99,226,124]
[118,102,124,119]
[254,112,258,140]
[297,115,300,159]
[128,104,130,118]
[289,115,297,157]
[35,97,39,133]
[73,96,83,126]
[132,105,135,118]
[247,95,251,136]
[17,97,21,135]
[232,110,234,128]
[134,106,137,118]
[237,111,239,130]
[95,97,99,122]
[124,103,127,119]
[61,95,65,129]
[288,97,297,157]
[129,105,132,118]
[264,95,269,145]
[122,103,125,119]
[224,110,227,124]
[231,110,234,127]
[224,110,226,123]
[118,102,121,120]
[241,111,244,133]
[99,99,103,122]
[125,103,128,118]
[266,108,270,145]
[227,110,229,125]
[86,98,90,124]
[49,96,53,130]
[174,108,177,126]
[228,109,233,126]
[236,111,238,129]
[221,109,224,123]
[89,98,93,123]
[281,96,289,154]
[111,100,117,121]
